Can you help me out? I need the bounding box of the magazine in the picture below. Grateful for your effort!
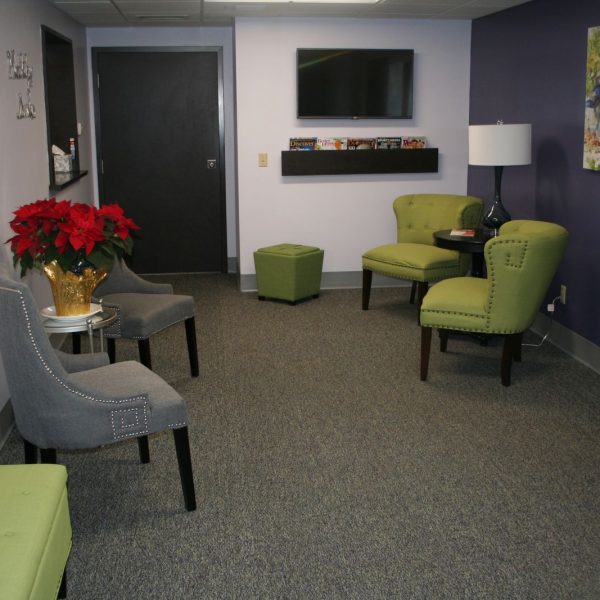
[401,137,427,149]
[347,138,377,150]
[450,229,477,237]
[289,137,317,151]
[376,137,403,149]
[316,137,347,150]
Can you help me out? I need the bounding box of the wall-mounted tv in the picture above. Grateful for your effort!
[297,48,414,120]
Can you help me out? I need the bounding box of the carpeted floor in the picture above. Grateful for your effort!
[1,273,600,599]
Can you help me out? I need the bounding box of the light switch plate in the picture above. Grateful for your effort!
[258,153,268,167]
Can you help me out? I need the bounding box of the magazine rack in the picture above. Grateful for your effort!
[281,148,438,176]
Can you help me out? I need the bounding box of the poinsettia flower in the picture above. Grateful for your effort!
[5,198,139,276]
[7,221,40,257]
[98,203,140,240]
[56,204,106,255]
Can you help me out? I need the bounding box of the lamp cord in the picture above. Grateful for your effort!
[521,296,560,349]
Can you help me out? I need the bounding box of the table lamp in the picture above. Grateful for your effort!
[468,122,531,232]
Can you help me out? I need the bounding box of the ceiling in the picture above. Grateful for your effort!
[49,0,532,27]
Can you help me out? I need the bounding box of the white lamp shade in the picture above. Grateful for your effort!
[468,123,531,166]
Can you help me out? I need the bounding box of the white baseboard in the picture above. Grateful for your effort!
[239,270,410,292]
[531,313,600,375]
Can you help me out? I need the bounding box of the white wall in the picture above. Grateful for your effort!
[235,18,472,278]
[0,0,92,436]
[85,27,237,262]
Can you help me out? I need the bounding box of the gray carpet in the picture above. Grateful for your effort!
[1,273,600,599]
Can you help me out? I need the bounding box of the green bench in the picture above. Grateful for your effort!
[0,464,72,599]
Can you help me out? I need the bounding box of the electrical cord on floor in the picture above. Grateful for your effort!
[522,295,560,348]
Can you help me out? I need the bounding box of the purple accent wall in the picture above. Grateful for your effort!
[469,0,600,346]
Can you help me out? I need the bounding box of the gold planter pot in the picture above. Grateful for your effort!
[43,260,108,316]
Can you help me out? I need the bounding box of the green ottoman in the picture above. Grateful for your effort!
[254,243,324,304]
[0,464,72,600]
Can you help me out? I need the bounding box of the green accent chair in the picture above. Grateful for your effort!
[420,220,569,386]
[254,243,324,305]
[0,464,71,599]
[362,194,484,311]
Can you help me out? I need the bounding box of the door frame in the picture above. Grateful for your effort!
[91,46,228,273]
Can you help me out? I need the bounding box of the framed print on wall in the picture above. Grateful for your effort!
[584,25,600,171]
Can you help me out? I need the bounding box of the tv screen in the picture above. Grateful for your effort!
[297,48,414,119]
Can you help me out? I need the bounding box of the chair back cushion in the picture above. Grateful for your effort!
[485,220,568,332]
[393,194,483,245]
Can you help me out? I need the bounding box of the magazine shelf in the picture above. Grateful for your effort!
[281,148,438,176]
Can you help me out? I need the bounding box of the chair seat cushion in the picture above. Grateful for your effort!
[100,293,195,339]
[362,243,462,282]
[420,276,490,331]
[69,360,188,442]
[0,464,71,600]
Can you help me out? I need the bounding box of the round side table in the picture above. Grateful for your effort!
[42,309,117,354]
[433,229,494,277]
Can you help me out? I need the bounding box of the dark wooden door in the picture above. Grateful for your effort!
[93,49,225,274]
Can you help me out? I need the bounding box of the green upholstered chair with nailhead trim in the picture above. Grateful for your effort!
[419,220,568,386]
[362,194,484,312]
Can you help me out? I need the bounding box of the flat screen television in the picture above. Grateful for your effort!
[297,48,414,119]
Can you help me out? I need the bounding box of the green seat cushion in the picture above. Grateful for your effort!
[420,276,489,331]
[0,464,72,600]
[256,243,321,257]
[362,243,462,282]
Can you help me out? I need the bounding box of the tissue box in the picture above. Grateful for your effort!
[53,155,72,173]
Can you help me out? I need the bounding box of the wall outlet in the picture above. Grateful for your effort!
[560,284,567,305]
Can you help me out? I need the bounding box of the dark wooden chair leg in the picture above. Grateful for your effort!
[439,329,449,352]
[72,332,81,354]
[40,448,57,464]
[173,427,196,512]
[409,281,417,304]
[362,269,373,310]
[138,338,152,370]
[513,332,523,362]
[501,334,518,386]
[137,435,150,464]
[107,338,116,364]
[420,326,433,381]
[23,439,38,464]
[58,567,67,599]
[416,281,429,308]
[184,317,200,377]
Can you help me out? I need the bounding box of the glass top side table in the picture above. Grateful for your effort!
[42,309,117,354]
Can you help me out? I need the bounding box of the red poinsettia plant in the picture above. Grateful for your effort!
[7,198,139,276]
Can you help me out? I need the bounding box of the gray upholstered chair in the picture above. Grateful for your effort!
[0,273,196,511]
[91,260,199,376]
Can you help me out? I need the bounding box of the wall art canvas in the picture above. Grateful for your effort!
[584,26,600,171]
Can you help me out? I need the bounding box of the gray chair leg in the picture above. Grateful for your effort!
[173,427,196,512]
[184,317,200,377]
[420,326,433,381]
[362,269,373,310]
